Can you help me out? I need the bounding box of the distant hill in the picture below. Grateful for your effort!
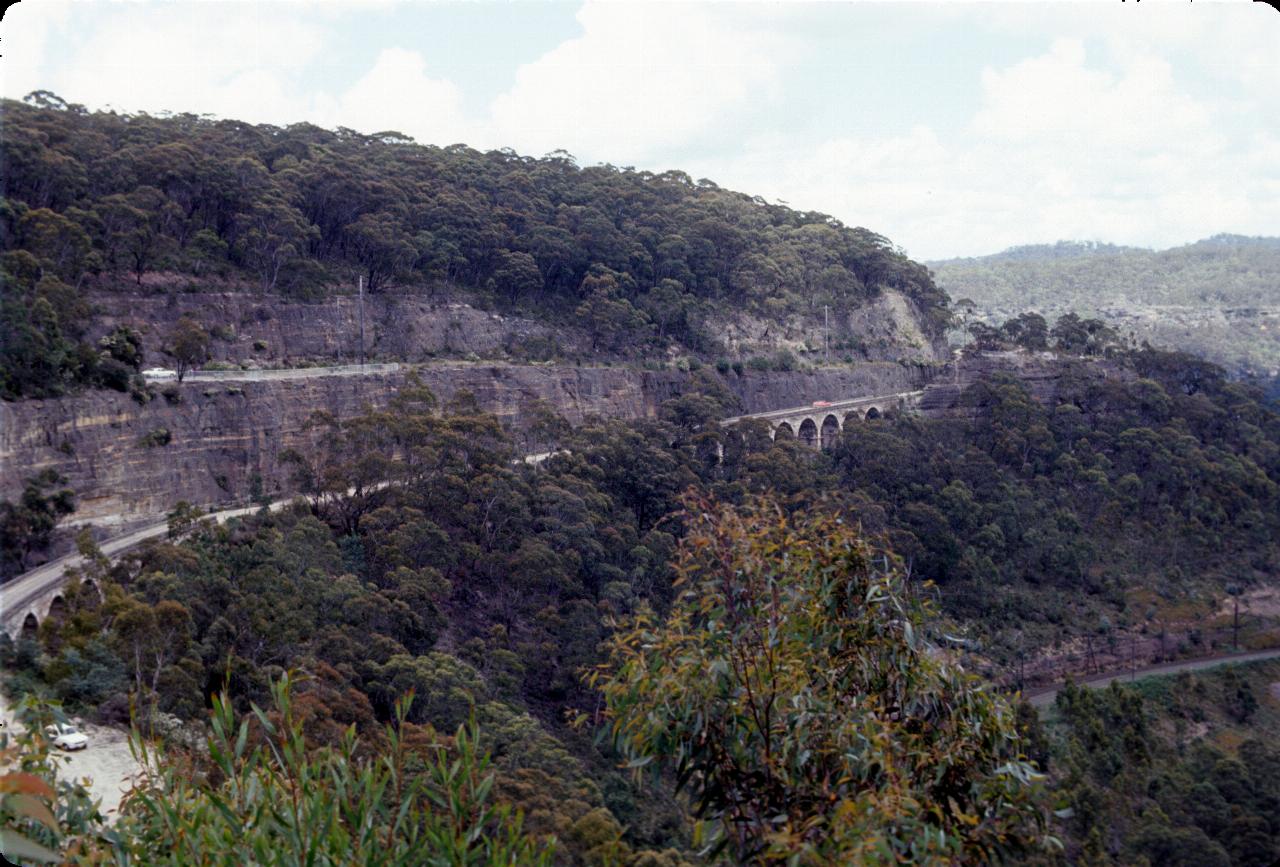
[929,234,1280,379]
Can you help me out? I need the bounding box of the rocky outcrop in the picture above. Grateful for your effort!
[85,288,585,366]
[705,289,947,364]
[1,362,937,526]
[917,350,1134,416]
[83,285,947,369]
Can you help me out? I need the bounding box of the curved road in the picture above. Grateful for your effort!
[1,501,290,635]
[1024,647,1280,709]
[5,384,922,628]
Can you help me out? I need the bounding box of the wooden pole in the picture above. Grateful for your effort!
[358,275,366,366]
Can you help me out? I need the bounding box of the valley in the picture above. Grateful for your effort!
[2,92,1278,867]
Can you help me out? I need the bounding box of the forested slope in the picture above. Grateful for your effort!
[6,342,1280,863]
[1,94,949,400]
[931,236,1280,381]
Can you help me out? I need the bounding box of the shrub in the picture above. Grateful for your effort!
[139,428,171,448]
[594,497,1055,864]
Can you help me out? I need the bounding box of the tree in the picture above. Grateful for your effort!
[0,470,75,577]
[17,207,94,281]
[491,250,543,306]
[574,270,648,353]
[108,597,192,701]
[593,496,1054,864]
[165,316,210,382]
[344,211,418,292]
[99,187,171,284]
[234,194,315,293]
[1001,312,1049,350]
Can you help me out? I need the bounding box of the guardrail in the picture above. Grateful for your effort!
[144,363,403,383]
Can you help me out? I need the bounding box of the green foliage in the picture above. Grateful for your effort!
[0,469,75,578]
[0,96,949,393]
[69,674,553,865]
[138,427,171,447]
[165,315,210,381]
[932,235,1280,378]
[594,497,1055,864]
[1047,662,1280,866]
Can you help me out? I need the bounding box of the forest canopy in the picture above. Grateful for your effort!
[0,93,951,398]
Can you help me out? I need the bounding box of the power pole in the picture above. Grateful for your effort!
[358,274,366,367]
[1228,585,1241,650]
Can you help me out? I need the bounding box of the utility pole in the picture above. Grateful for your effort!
[1228,584,1241,650]
[358,275,366,367]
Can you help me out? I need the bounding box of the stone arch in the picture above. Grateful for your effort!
[864,406,881,420]
[80,578,103,608]
[820,414,841,449]
[798,417,819,448]
[21,612,39,640]
[843,410,862,427]
[46,594,67,624]
[774,421,795,440]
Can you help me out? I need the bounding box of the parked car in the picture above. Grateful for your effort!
[142,367,178,379]
[45,722,89,751]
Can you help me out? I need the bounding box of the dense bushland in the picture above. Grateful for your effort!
[0,93,949,398]
[5,345,1278,860]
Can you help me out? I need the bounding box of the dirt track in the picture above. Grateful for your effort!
[1025,647,1280,709]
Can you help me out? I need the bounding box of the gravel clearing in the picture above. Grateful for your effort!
[0,694,141,820]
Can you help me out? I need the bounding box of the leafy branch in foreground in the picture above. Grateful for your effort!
[100,673,554,866]
[1,673,554,866]
[591,496,1058,865]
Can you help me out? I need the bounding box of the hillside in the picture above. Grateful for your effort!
[5,99,1280,866]
[930,235,1280,381]
[0,96,949,402]
[1044,659,1280,865]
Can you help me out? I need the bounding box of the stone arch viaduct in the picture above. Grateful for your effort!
[1,389,923,640]
[720,390,923,449]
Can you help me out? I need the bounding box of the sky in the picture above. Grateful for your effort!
[3,0,1279,261]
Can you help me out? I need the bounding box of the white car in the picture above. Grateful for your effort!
[45,722,89,751]
[142,367,178,379]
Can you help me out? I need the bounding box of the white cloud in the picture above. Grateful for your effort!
[972,39,1219,154]
[694,37,1279,260]
[3,2,1278,260]
[1,0,72,100]
[309,48,472,146]
[489,1,790,163]
[15,2,325,122]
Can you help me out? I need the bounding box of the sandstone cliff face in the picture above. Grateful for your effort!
[83,286,946,368]
[916,350,1134,416]
[705,289,947,364]
[1,362,936,526]
[86,289,585,366]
